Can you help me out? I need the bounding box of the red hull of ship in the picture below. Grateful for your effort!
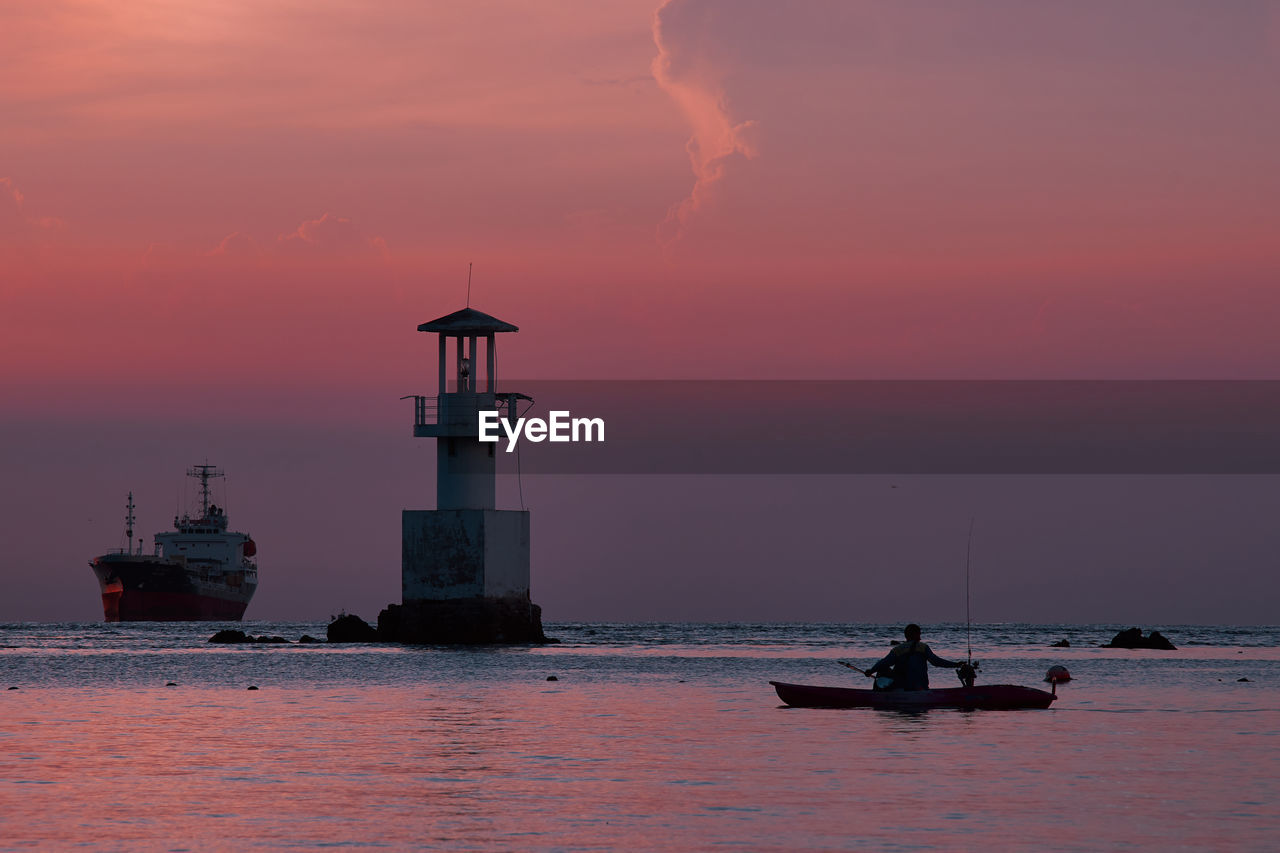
[91,558,254,622]
[101,586,123,621]
[111,589,249,622]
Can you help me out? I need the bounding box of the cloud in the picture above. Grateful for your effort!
[201,215,389,263]
[277,212,389,258]
[646,0,1275,253]
[206,231,262,257]
[1,177,65,236]
[2,178,24,209]
[651,0,759,247]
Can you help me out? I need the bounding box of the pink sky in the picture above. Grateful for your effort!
[3,2,1280,621]
[5,1,1280,405]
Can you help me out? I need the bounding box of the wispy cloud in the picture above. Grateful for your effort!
[200,214,390,263]
[2,177,24,209]
[1,177,65,234]
[651,0,758,247]
[277,212,388,258]
[205,231,261,257]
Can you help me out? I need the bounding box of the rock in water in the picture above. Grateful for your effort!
[1104,627,1177,650]
[1051,639,1071,648]
[327,614,378,643]
[377,599,553,645]
[209,630,297,644]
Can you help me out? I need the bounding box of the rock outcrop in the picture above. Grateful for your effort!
[326,613,379,643]
[1103,627,1177,650]
[207,629,290,644]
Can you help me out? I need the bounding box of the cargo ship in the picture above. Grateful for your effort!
[89,465,258,621]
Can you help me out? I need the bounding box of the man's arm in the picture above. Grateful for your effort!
[865,649,897,675]
[923,644,960,669]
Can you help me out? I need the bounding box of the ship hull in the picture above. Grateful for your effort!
[91,556,255,622]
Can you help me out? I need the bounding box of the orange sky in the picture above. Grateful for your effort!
[4,0,1280,415]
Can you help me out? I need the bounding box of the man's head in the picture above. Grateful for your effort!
[904,624,922,641]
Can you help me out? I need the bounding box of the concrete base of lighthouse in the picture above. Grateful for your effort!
[378,509,550,644]
[377,598,547,644]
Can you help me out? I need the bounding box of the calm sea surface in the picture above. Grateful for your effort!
[2,622,1277,851]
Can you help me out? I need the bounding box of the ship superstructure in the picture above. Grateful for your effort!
[89,465,258,621]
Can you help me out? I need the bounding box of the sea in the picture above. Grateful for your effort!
[2,622,1277,852]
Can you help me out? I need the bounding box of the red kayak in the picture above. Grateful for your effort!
[770,680,1056,710]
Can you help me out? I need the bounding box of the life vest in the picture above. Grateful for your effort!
[890,640,921,685]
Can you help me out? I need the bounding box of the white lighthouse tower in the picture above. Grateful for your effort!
[380,307,546,643]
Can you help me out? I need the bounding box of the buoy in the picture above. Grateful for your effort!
[1045,665,1071,684]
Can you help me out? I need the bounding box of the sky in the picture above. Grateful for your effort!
[2,1,1279,624]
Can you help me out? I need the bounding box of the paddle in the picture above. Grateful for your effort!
[837,660,872,677]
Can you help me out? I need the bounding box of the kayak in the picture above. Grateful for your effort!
[770,680,1056,710]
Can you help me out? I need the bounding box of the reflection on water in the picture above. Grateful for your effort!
[1,622,1277,850]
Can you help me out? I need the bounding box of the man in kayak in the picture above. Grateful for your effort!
[864,624,962,691]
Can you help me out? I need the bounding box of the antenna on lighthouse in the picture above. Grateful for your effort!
[466,262,473,307]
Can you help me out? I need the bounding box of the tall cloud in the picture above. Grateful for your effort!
[651,0,759,246]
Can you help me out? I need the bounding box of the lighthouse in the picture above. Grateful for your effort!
[378,307,547,643]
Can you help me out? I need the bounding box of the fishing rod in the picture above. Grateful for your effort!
[965,516,974,667]
[954,517,979,687]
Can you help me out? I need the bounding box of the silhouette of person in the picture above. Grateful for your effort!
[864,624,961,691]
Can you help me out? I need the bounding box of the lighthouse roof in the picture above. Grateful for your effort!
[417,307,519,334]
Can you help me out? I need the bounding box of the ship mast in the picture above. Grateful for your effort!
[125,492,136,555]
[187,464,225,519]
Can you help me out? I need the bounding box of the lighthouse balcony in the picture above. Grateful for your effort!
[404,392,529,438]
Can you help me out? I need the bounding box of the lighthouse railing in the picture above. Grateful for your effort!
[403,392,525,435]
